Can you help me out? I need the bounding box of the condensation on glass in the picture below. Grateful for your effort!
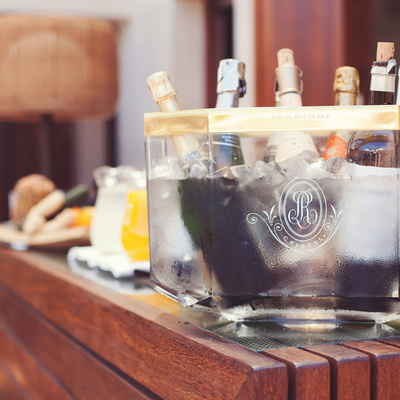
[144,106,400,324]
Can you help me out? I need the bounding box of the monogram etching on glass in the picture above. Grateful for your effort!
[246,177,360,252]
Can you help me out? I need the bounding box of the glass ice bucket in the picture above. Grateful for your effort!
[144,105,400,323]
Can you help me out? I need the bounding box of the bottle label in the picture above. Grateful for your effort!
[263,132,280,163]
[370,73,395,92]
[213,134,241,149]
[246,177,360,252]
[275,132,318,163]
[213,134,245,166]
[181,149,207,167]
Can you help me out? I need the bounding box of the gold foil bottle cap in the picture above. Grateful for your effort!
[334,66,360,95]
[376,42,395,62]
[146,71,176,104]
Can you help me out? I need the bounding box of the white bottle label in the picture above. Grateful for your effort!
[370,66,395,92]
[275,132,318,163]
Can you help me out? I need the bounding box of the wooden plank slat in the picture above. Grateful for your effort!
[0,322,73,400]
[341,340,400,400]
[303,343,370,400]
[378,336,400,349]
[0,360,30,400]
[0,248,289,400]
[0,287,162,400]
[264,346,330,400]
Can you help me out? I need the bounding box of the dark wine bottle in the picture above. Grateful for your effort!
[212,59,246,170]
[347,42,398,168]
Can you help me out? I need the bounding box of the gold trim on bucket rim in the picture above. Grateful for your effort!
[144,105,400,137]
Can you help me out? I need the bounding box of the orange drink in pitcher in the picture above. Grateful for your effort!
[122,189,149,261]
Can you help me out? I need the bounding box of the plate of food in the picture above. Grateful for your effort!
[1,174,93,250]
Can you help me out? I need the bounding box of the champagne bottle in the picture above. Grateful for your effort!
[212,59,246,169]
[370,42,396,105]
[146,71,207,169]
[322,66,360,160]
[347,42,398,168]
[262,90,282,163]
[397,67,400,105]
[269,48,319,164]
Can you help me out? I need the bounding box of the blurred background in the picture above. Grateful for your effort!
[0,0,398,221]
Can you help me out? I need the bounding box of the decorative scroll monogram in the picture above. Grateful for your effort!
[246,177,359,252]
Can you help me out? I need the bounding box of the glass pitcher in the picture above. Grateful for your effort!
[121,170,149,262]
[90,166,133,254]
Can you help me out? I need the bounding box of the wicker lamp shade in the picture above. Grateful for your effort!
[0,15,118,121]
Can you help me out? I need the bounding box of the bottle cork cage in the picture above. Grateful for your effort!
[144,105,400,323]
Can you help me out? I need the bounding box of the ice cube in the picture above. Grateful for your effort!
[262,161,287,188]
[280,156,312,179]
[308,157,331,179]
[223,164,252,185]
[206,166,229,179]
[252,160,268,180]
[325,156,347,175]
[189,160,208,179]
[323,157,352,179]
[151,157,187,180]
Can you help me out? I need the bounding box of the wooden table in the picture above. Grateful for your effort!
[0,248,400,399]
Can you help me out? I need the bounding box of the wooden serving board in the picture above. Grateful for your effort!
[0,223,90,250]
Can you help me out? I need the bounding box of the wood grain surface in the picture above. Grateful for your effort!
[0,288,157,400]
[0,360,30,400]
[2,248,400,399]
[264,347,330,400]
[303,343,371,400]
[0,248,288,400]
[342,339,400,400]
[0,321,73,400]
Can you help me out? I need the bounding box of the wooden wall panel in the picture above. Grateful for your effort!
[206,0,233,108]
[254,0,371,106]
[342,0,373,103]
[0,119,114,221]
[0,122,74,222]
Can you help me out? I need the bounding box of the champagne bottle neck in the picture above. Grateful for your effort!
[279,91,302,107]
[215,91,240,108]
[369,59,397,105]
[275,63,303,107]
[146,71,205,168]
[333,66,360,107]
[157,95,181,112]
[335,92,358,106]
